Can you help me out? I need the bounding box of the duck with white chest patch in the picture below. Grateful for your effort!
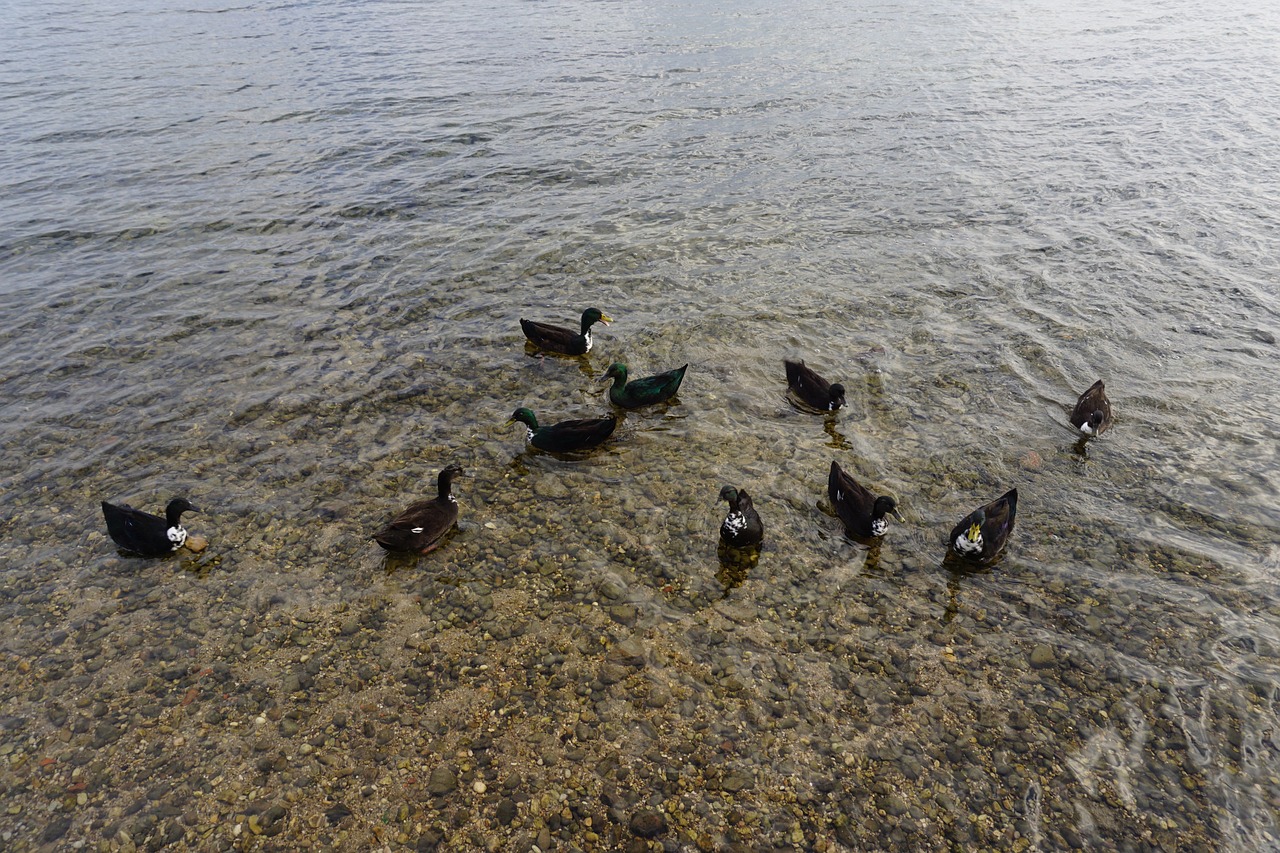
[718,485,764,549]
[101,497,200,557]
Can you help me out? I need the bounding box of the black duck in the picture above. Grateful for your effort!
[718,485,764,548]
[785,359,845,411]
[948,488,1018,565]
[373,465,464,554]
[1069,380,1112,436]
[101,497,199,557]
[828,460,902,539]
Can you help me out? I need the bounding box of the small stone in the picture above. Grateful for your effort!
[496,798,517,825]
[1029,644,1055,669]
[184,535,209,553]
[427,765,457,795]
[40,816,72,843]
[607,638,646,668]
[472,780,486,794]
[629,808,666,838]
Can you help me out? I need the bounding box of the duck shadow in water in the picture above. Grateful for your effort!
[525,346,598,380]
[940,553,998,623]
[716,542,760,596]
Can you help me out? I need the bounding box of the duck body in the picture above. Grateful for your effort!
[508,407,616,453]
[719,486,764,548]
[374,465,464,554]
[949,488,1018,565]
[828,461,901,538]
[1070,380,1112,436]
[520,308,612,355]
[604,362,687,408]
[784,360,845,411]
[102,497,199,557]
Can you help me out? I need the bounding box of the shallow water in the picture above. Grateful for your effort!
[2,0,1279,849]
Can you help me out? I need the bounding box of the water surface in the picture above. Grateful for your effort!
[1,0,1279,849]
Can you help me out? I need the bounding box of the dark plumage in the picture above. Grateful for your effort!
[948,488,1018,565]
[1069,380,1112,436]
[828,461,902,539]
[520,308,612,355]
[603,362,688,408]
[718,485,764,548]
[508,407,616,453]
[784,359,845,411]
[373,465,464,554]
[101,497,199,557]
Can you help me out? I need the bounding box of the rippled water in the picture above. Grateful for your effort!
[2,0,1279,849]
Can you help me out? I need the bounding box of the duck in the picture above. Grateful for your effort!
[1070,380,1112,436]
[948,488,1018,565]
[520,308,612,355]
[603,362,688,408]
[373,465,464,554]
[101,497,199,557]
[718,486,764,548]
[828,460,903,538]
[784,359,845,411]
[507,407,617,452]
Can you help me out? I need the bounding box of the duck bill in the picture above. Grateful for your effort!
[892,508,905,523]
[599,313,613,324]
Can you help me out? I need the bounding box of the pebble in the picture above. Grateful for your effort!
[629,808,666,838]
[428,765,457,795]
[1029,645,1055,669]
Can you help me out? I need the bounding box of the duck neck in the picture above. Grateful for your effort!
[437,470,456,502]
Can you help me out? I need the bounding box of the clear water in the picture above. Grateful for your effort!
[2,0,1279,848]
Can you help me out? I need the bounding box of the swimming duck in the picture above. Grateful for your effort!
[784,360,845,411]
[603,362,688,408]
[828,460,903,538]
[1070,380,1112,436]
[520,308,612,355]
[373,465,464,554]
[719,486,764,548]
[508,407,617,452]
[101,497,199,557]
[949,488,1018,565]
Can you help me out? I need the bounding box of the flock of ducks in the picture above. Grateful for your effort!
[101,307,1114,572]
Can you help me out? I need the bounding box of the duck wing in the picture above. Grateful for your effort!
[533,415,617,452]
[980,488,1018,561]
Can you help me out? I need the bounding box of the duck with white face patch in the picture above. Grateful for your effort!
[948,488,1018,566]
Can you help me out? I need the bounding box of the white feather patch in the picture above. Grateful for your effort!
[954,532,983,555]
